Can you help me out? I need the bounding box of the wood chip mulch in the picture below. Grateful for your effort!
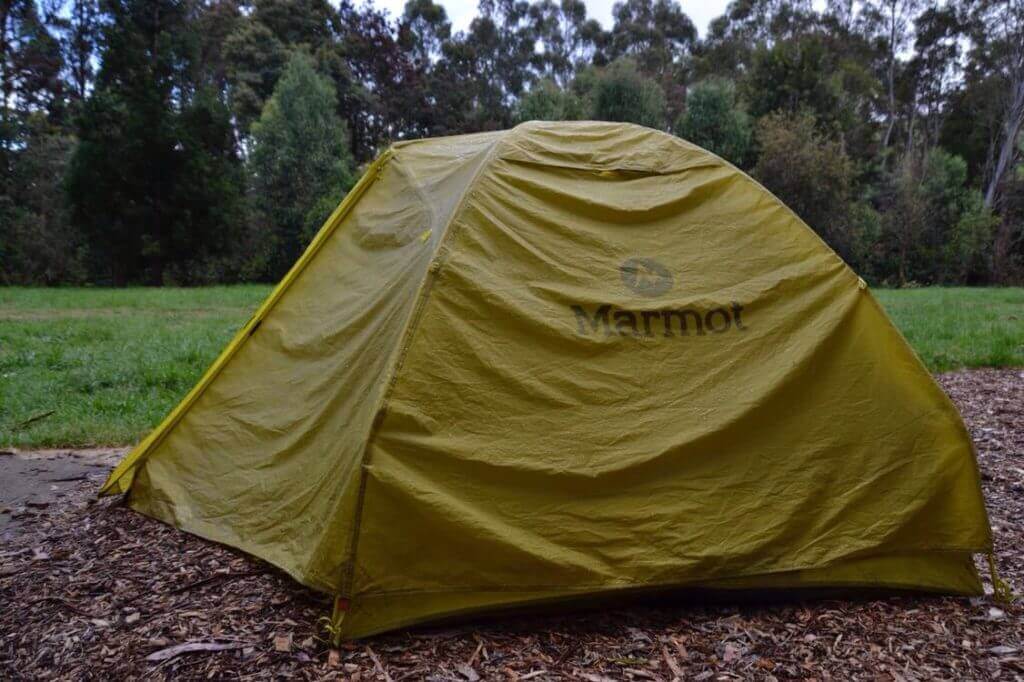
[1,368,1021,680]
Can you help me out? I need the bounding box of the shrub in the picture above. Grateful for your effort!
[674,78,753,167]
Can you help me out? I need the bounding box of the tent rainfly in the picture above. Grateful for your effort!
[102,121,996,640]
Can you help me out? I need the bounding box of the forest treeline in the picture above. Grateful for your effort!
[2,0,1023,286]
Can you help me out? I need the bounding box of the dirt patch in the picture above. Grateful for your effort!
[0,448,124,540]
[0,370,1021,679]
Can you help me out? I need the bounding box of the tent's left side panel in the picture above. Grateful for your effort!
[111,142,482,594]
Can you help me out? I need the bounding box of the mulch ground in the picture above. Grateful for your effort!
[1,368,1021,680]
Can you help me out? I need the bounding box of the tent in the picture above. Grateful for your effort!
[102,121,994,640]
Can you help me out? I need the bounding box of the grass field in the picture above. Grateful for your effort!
[873,287,1024,370]
[1,285,1022,449]
[1,286,268,449]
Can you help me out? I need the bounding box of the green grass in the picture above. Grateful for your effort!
[873,287,1024,372]
[1,286,1022,449]
[1,285,270,449]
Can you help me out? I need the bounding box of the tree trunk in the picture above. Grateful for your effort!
[0,1,11,199]
[985,67,1024,281]
[1,0,11,132]
[984,75,1024,209]
[880,0,898,152]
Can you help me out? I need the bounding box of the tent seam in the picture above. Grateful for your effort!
[340,127,521,599]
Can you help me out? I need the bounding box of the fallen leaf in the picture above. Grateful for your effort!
[273,633,292,653]
[146,641,246,662]
[662,644,683,678]
[458,663,480,681]
[366,645,392,682]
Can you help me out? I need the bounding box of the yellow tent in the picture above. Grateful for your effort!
[102,121,993,639]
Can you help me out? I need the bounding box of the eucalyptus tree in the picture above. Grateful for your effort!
[606,0,695,116]
[858,0,922,152]
[529,0,602,87]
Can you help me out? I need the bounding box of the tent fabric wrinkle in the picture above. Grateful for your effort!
[101,120,993,640]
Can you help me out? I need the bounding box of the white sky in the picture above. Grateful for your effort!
[370,0,732,36]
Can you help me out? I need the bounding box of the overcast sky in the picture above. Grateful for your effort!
[370,0,732,36]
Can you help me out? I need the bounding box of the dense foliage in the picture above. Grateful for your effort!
[2,0,1023,285]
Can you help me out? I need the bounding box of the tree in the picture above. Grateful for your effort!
[879,148,996,284]
[515,78,584,121]
[999,155,1024,277]
[674,78,752,167]
[0,0,1018,286]
[907,4,965,149]
[859,0,922,152]
[249,0,339,47]
[249,51,354,279]
[338,2,424,155]
[54,0,102,103]
[703,3,878,160]
[224,18,293,139]
[1,0,64,118]
[753,110,863,262]
[696,0,817,79]
[66,0,247,284]
[427,0,541,136]
[2,0,65,163]
[530,0,602,87]
[400,0,451,67]
[962,0,1024,279]
[1,0,71,285]
[743,33,865,143]
[223,0,339,141]
[588,58,666,128]
[1,113,83,284]
[397,0,452,137]
[194,0,244,94]
[465,0,541,121]
[606,0,695,115]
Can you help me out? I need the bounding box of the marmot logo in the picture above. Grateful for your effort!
[571,303,747,338]
[568,258,747,339]
[620,257,673,298]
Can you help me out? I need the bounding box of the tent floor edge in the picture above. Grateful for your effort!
[333,550,984,640]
